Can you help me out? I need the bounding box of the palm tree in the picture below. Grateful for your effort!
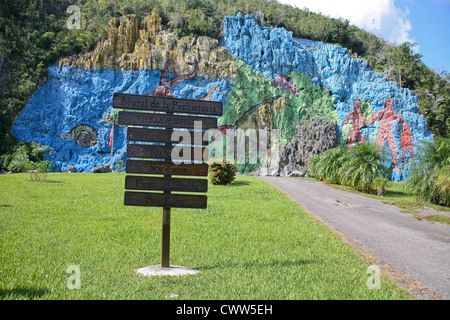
[338,141,391,194]
[405,137,450,207]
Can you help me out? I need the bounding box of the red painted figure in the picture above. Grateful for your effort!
[400,123,416,163]
[366,98,404,172]
[342,100,366,146]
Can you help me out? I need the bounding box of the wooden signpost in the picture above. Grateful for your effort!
[113,92,222,268]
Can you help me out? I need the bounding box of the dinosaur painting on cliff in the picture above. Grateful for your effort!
[148,59,199,97]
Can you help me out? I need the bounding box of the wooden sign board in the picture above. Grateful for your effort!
[118,111,218,130]
[113,92,222,268]
[126,160,208,176]
[125,175,208,193]
[113,92,223,116]
[127,144,206,161]
[127,127,209,146]
[124,191,207,209]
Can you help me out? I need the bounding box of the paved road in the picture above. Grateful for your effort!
[259,176,450,300]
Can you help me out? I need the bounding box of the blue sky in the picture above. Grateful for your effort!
[278,0,450,73]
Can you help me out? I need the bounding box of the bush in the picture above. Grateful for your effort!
[338,142,391,194]
[307,141,391,195]
[26,160,53,182]
[405,137,450,207]
[307,147,349,184]
[209,159,237,185]
[1,141,55,173]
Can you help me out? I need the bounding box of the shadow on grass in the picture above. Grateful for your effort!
[25,180,64,184]
[0,287,49,299]
[0,204,13,207]
[229,180,251,187]
[385,190,411,199]
[195,259,312,271]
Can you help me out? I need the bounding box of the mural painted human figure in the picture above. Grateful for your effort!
[400,123,416,163]
[148,59,199,97]
[366,97,404,172]
[341,100,366,146]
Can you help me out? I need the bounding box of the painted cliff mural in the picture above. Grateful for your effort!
[12,13,432,181]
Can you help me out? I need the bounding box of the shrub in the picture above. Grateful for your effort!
[307,141,391,195]
[1,141,55,173]
[374,177,393,197]
[26,160,54,182]
[307,147,349,184]
[405,137,449,207]
[209,159,237,185]
[338,142,391,194]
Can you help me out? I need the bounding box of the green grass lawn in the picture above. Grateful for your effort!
[0,173,413,300]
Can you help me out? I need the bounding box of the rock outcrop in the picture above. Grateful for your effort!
[60,14,238,80]
[257,119,338,176]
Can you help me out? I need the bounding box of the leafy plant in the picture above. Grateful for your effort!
[405,137,450,207]
[338,142,391,194]
[374,177,393,197]
[307,147,349,184]
[209,159,237,185]
[1,141,55,173]
[308,141,391,195]
[26,160,54,182]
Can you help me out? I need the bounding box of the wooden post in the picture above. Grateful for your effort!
[161,206,171,267]
[161,118,173,268]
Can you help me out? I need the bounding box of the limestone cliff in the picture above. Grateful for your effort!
[60,14,238,80]
[12,14,432,181]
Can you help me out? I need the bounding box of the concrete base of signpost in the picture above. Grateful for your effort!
[136,265,200,277]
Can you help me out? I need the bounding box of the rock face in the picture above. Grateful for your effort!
[12,13,433,181]
[12,65,231,172]
[60,14,238,80]
[280,119,339,175]
[258,119,338,176]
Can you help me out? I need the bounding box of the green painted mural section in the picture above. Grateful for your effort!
[219,60,280,127]
[211,59,337,173]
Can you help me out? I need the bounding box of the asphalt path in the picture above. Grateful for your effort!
[259,176,450,300]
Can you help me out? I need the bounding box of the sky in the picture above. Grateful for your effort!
[277,0,450,74]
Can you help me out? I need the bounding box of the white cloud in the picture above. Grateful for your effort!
[278,0,416,46]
